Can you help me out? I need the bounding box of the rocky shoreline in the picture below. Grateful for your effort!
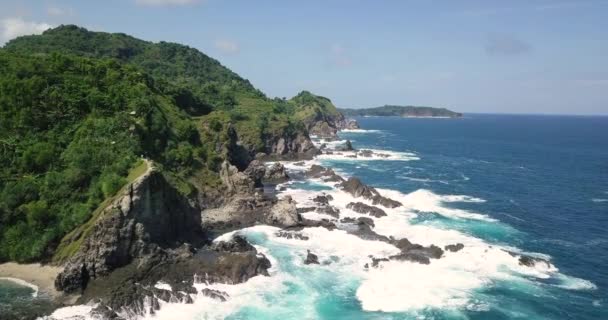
[8,116,552,320]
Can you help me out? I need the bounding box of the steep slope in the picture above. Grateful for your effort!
[3,25,317,162]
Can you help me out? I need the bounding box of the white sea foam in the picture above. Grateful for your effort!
[316,149,420,162]
[378,188,494,221]
[42,305,97,320]
[0,277,38,297]
[340,129,382,133]
[154,281,172,291]
[552,274,598,291]
[591,198,608,203]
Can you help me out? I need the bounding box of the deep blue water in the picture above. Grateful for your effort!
[333,114,608,319]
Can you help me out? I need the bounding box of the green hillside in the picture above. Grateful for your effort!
[339,105,462,118]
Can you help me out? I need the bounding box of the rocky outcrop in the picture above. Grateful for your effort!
[264,132,318,160]
[306,165,345,183]
[346,202,387,217]
[81,236,270,318]
[244,160,266,188]
[304,250,320,265]
[266,196,301,227]
[55,166,205,294]
[340,177,402,208]
[220,161,255,195]
[336,140,354,151]
[388,238,444,265]
[264,162,289,183]
[336,118,360,130]
[445,243,464,252]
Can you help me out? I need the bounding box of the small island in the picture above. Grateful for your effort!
[339,105,462,118]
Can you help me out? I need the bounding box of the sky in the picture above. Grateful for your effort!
[1,0,607,115]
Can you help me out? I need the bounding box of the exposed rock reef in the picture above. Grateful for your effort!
[340,177,402,208]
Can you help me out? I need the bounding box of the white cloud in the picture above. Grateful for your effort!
[1,18,52,45]
[135,0,200,6]
[329,43,352,67]
[47,6,75,17]
[214,39,240,55]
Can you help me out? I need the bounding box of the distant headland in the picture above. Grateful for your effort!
[339,105,462,118]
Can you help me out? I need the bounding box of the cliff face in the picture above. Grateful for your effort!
[55,164,205,293]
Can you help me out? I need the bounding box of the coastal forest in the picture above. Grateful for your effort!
[0,25,341,263]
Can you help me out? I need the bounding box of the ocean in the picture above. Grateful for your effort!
[5,114,608,319]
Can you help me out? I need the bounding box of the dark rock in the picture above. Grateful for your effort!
[200,288,229,302]
[297,207,317,214]
[371,195,402,208]
[445,243,464,252]
[518,255,551,268]
[346,202,387,217]
[312,194,332,205]
[357,217,375,227]
[304,250,320,265]
[276,231,310,241]
[389,252,431,265]
[340,217,356,223]
[340,177,402,208]
[371,257,389,268]
[317,205,340,218]
[336,140,354,151]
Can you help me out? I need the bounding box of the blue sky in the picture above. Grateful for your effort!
[1,0,607,115]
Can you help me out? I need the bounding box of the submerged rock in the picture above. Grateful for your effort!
[304,250,320,265]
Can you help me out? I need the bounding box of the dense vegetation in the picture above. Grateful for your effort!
[339,105,462,118]
[0,25,343,262]
[0,52,223,261]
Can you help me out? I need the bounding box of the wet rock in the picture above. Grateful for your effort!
[276,231,310,241]
[518,255,551,268]
[306,165,344,182]
[337,118,360,130]
[340,217,356,223]
[339,177,402,208]
[371,257,389,268]
[346,202,387,217]
[357,217,375,228]
[317,205,340,218]
[336,140,354,151]
[445,243,464,252]
[390,238,444,264]
[295,218,337,231]
[264,162,289,183]
[200,288,229,302]
[304,250,320,265]
[312,194,332,205]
